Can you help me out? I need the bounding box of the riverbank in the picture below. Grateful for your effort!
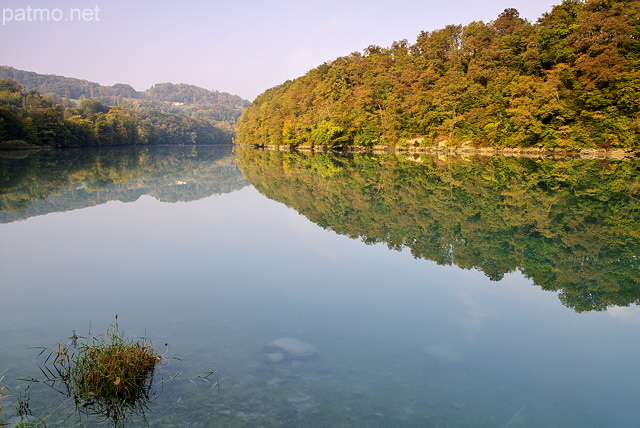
[244,144,640,160]
[0,140,49,151]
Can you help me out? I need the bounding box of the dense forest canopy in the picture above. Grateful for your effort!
[237,147,640,313]
[0,78,237,147]
[236,0,640,149]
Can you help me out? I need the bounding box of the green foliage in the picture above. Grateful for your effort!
[237,147,640,313]
[310,120,344,146]
[0,107,27,142]
[0,79,234,147]
[78,98,110,115]
[237,0,640,149]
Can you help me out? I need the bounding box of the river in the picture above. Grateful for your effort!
[1,145,639,427]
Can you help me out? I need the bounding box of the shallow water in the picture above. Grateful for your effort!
[1,147,639,427]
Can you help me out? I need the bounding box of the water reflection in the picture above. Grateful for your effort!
[2,147,640,426]
[237,147,640,313]
[0,145,248,223]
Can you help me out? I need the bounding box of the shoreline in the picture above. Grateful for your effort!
[242,144,640,160]
[0,140,50,151]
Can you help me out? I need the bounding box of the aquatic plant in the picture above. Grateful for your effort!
[13,316,219,426]
[33,316,162,426]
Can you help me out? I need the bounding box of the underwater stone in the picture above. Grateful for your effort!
[263,337,318,361]
[264,352,285,363]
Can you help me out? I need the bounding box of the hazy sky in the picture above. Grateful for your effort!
[1,0,560,101]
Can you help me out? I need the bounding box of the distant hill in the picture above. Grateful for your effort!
[0,66,138,100]
[0,66,249,126]
[145,82,247,107]
[0,77,235,147]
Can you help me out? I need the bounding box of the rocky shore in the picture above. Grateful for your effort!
[242,143,640,160]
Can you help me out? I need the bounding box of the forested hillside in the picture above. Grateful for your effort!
[0,66,250,129]
[0,78,233,147]
[135,83,249,131]
[0,66,136,100]
[237,0,640,149]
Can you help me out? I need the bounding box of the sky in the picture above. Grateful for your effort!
[1,0,560,101]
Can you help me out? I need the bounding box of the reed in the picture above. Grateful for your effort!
[0,372,9,414]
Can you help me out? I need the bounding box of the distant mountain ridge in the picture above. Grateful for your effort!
[0,65,247,104]
[0,65,135,100]
[0,66,249,126]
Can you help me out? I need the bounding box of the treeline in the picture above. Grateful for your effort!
[237,148,640,312]
[0,66,250,128]
[0,78,234,147]
[237,0,640,149]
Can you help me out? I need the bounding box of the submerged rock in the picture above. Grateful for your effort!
[263,337,317,361]
[264,352,285,363]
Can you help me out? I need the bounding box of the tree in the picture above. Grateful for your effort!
[0,106,26,141]
[79,98,110,116]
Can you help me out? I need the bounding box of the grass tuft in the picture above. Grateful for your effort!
[74,333,158,405]
[34,316,162,425]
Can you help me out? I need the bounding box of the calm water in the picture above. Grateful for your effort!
[1,146,639,427]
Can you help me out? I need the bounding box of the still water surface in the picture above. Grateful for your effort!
[1,146,639,427]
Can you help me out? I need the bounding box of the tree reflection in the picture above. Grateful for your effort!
[0,145,249,222]
[237,148,640,313]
